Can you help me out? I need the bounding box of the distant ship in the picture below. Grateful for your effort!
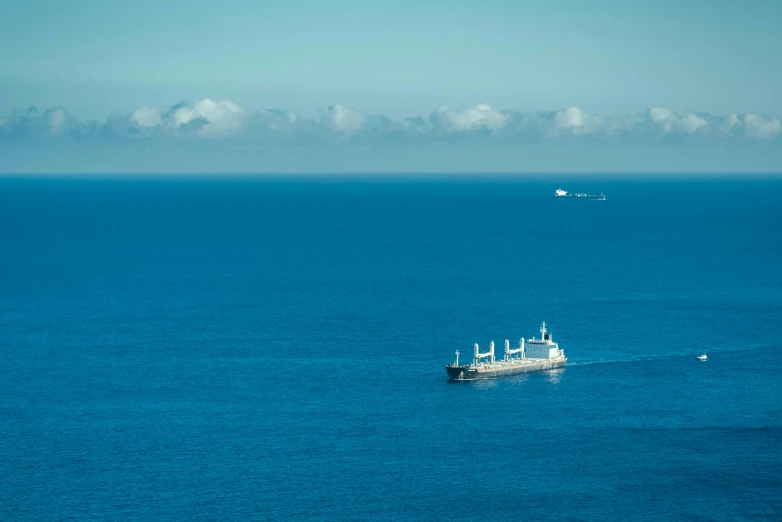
[445,322,566,381]
[554,188,606,200]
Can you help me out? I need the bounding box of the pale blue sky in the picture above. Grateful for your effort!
[1,0,781,173]
[2,0,781,119]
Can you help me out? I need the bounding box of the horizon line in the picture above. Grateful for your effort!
[3,171,782,178]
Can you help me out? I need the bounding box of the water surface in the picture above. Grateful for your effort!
[2,175,781,520]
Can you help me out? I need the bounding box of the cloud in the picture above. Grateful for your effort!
[647,107,707,134]
[507,107,607,139]
[130,105,162,129]
[99,99,248,138]
[429,104,509,134]
[1,99,781,145]
[0,106,98,139]
[721,113,782,140]
[318,105,367,135]
[163,98,247,136]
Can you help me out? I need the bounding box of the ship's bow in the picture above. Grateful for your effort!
[445,365,469,380]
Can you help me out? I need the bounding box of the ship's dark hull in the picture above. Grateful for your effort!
[446,358,566,381]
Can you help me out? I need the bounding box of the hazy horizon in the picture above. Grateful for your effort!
[2,1,781,173]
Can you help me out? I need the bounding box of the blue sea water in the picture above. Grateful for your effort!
[1,175,781,521]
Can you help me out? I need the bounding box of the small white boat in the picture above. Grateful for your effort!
[697,353,708,361]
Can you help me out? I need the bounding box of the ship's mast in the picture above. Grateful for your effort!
[540,321,547,339]
[454,350,459,366]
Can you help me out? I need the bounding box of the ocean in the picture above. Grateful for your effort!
[1,175,781,521]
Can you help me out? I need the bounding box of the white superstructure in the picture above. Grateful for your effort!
[466,322,565,369]
[523,321,564,360]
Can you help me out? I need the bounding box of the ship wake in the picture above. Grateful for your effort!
[567,344,770,367]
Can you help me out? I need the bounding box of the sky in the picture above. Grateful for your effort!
[1,0,781,173]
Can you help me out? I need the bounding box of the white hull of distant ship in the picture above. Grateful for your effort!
[445,322,567,381]
[553,188,606,200]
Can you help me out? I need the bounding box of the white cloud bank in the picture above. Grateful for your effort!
[1,99,781,143]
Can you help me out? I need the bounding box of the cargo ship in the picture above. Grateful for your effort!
[445,322,566,381]
[554,188,605,200]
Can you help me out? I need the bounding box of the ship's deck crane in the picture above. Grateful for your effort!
[474,341,495,365]
[504,338,525,360]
